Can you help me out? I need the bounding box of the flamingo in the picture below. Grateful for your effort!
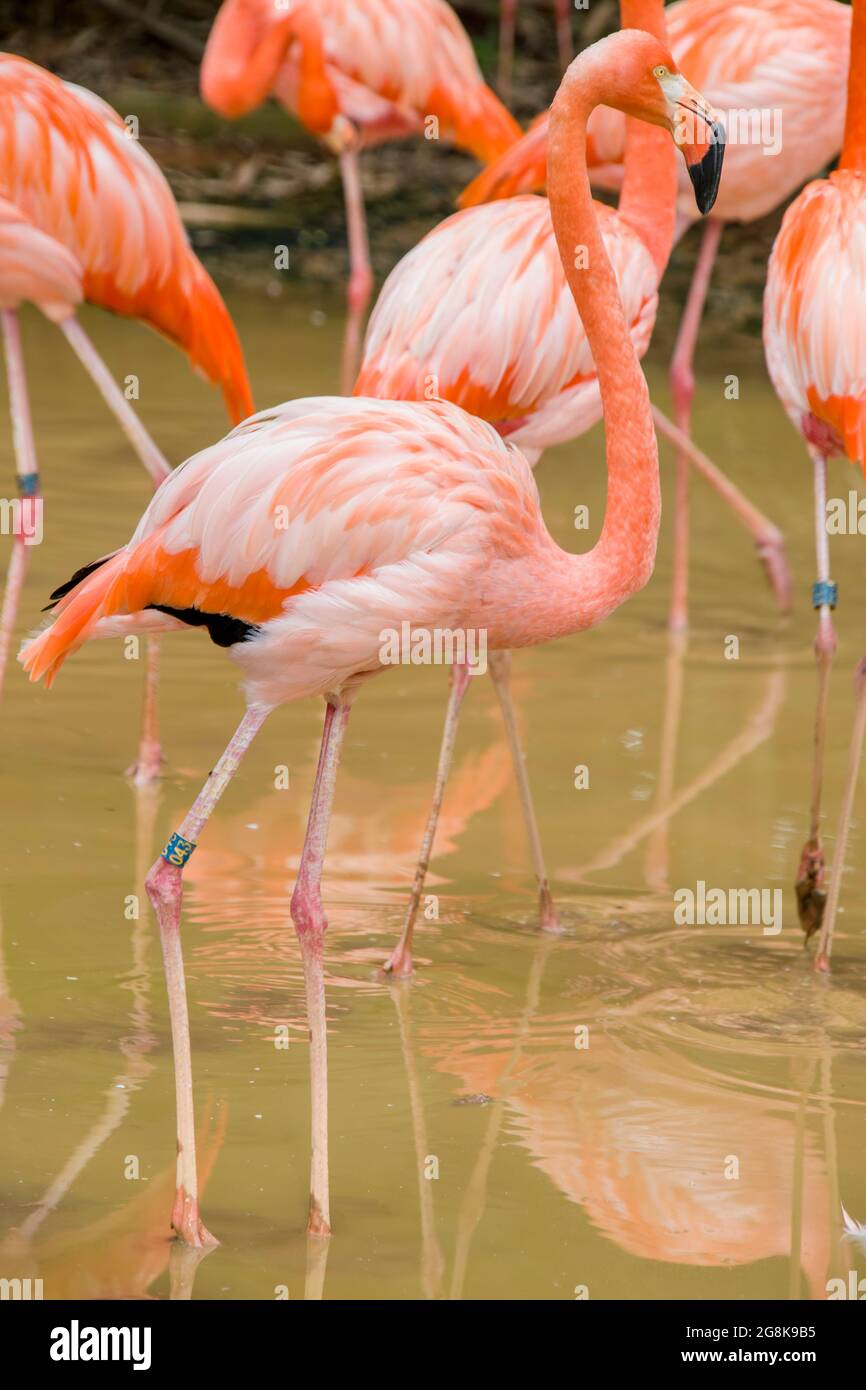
[498,0,574,105]
[357,0,790,964]
[0,56,254,781]
[199,0,521,394]
[20,29,722,1245]
[763,0,866,972]
[460,0,853,631]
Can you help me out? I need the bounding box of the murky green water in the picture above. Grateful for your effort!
[1,289,865,1300]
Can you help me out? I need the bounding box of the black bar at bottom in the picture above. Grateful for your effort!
[2,1298,861,1374]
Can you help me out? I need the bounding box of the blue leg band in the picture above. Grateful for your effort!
[812,580,838,610]
[162,831,196,868]
[19,472,39,497]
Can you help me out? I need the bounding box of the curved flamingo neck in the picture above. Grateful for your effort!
[290,8,340,136]
[544,36,661,631]
[616,0,677,276]
[840,0,866,173]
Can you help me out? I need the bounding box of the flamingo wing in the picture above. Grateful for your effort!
[0,194,82,321]
[308,0,521,161]
[764,170,866,468]
[21,397,542,696]
[0,55,253,423]
[356,196,658,452]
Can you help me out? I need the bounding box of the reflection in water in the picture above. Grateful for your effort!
[6,783,160,1248]
[566,661,787,891]
[447,934,556,1301]
[0,899,22,1120]
[390,982,447,1300]
[180,738,513,1029]
[0,1108,224,1300]
[433,935,855,1300]
[0,780,224,1300]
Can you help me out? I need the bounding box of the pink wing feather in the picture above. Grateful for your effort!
[0,194,82,321]
[764,169,866,468]
[21,398,545,703]
[356,196,658,456]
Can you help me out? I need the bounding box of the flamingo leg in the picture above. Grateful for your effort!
[382,663,472,978]
[389,981,445,1299]
[339,150,373,396]
[58,314,170,776]
[126,636,164,786]
[498,0,518,103]
[797,450,837,938]
[814,656,866,973]
[667,217,724,632]
[58,314,170,487]
[488,650,559,930]
[290,697,352,1237]
[145,703,272,1246]
[651,405,792,613]
[644,628,687,893]
[0,310,39,702]
[554,0,573,72]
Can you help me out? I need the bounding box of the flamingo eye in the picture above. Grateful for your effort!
[653,65,669,79]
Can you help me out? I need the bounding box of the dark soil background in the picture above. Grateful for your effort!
[1,0,847,354]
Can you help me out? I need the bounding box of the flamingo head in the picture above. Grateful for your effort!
[200,0,296,119]
[655,64,726,215]
[589,32,726,216]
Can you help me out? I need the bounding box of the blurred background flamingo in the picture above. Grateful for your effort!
[0,55,253,781]
[200,0,521,392]
[763,0,866,971]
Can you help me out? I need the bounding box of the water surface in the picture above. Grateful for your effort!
[1,291,865,1300]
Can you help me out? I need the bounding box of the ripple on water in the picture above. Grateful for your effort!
[592,918,866,1063]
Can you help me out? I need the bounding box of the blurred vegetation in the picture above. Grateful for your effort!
[0,1,850,345]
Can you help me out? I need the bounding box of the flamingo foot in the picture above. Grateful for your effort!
[126,740,165,787]
[171,1187,219,1249]
[538,885,562,934]
[755,529,794,615]
[380,940,414,979]
[795,838,827,940]
[307,1200,332,1239]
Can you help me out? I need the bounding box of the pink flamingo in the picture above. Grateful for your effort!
[498,0,574,105]
[20,29,722,1245]
[200,0,521,393]
[461,0,853,631]
[763,0,866,969]
[0,56,254,780]
[357,0,793,963]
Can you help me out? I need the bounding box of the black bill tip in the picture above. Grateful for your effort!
[688,120,726,216]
